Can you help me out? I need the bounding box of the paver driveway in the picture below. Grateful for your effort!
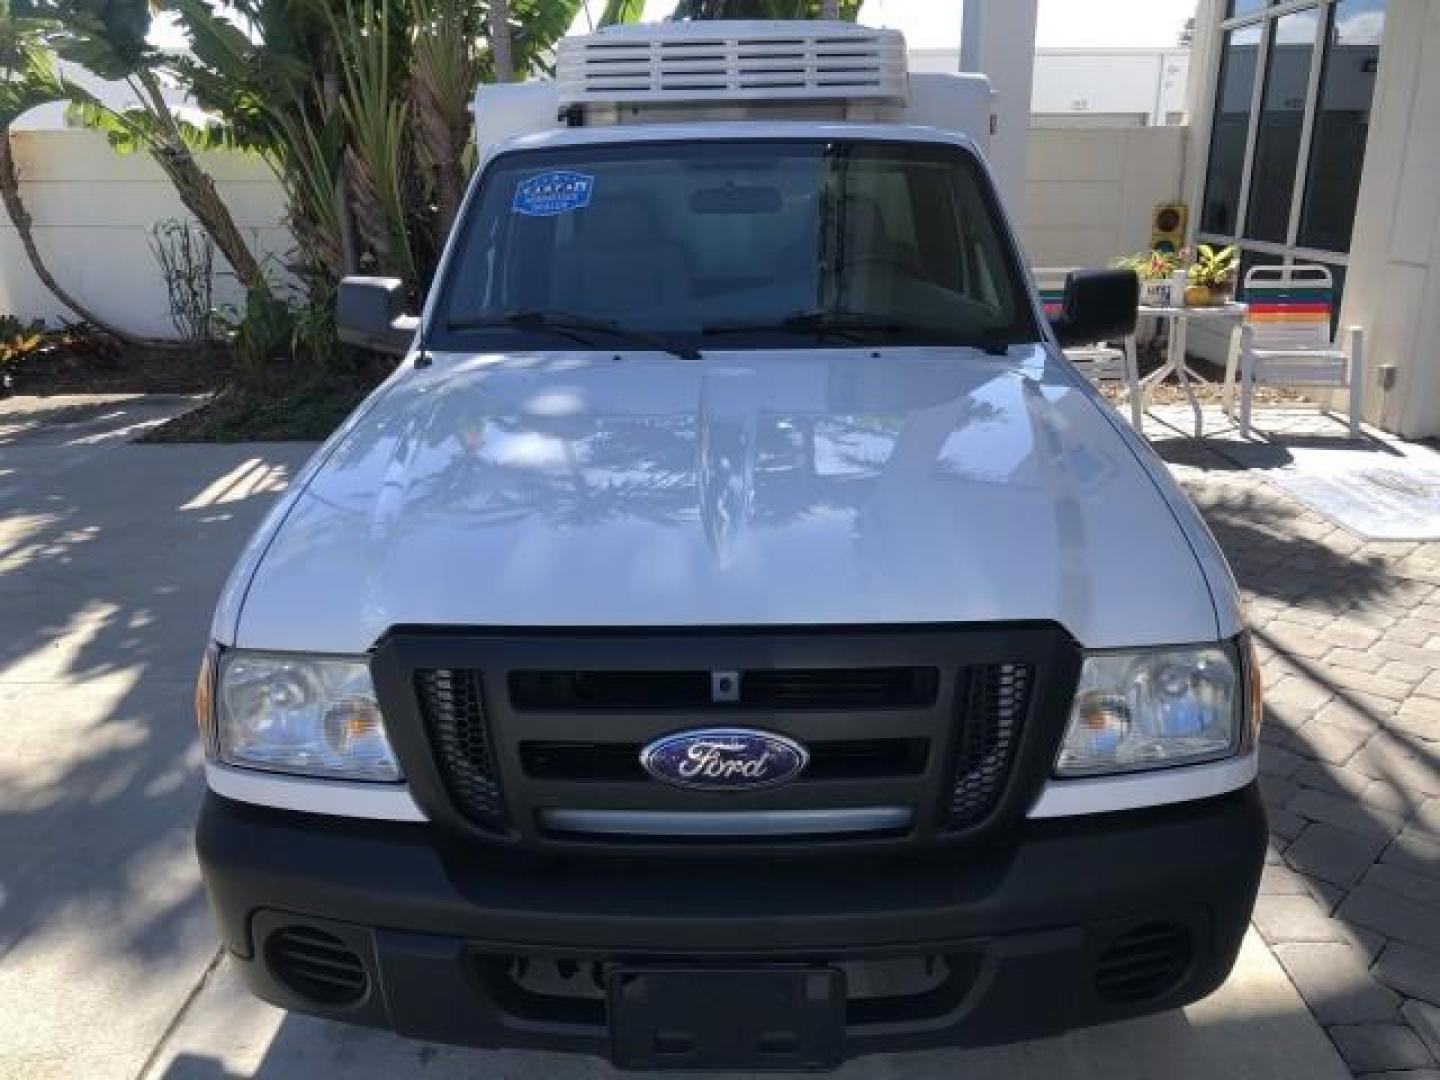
[1152,408,1440,1076]
[1,394,1403,1080]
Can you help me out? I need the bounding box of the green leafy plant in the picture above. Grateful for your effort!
[167,0,589,364]
[217,286,295,375]
[1188,243,1238,289]
[1112,247,1189,282]
[289,275,340,369]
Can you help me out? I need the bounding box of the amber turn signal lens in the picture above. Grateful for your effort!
[194,642,220,756]
[1245,635,1264,745]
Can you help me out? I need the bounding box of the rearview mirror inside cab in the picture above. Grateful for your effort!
[1050,268,1139,348]
[336,276,419,356]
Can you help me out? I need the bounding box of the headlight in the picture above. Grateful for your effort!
[1056,643,1248,777]
[207,650,401,782]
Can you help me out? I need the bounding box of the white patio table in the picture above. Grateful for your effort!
[1129,300,1247,437]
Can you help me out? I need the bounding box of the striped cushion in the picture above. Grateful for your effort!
[1244,287,1332,326]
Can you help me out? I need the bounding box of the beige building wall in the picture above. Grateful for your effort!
[1022,125,1188,270]
[1339,0,1440,437]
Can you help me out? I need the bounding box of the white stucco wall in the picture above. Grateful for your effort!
[0,130,291,337]
[1340,0,1440,437]
[1022,124,1188,270]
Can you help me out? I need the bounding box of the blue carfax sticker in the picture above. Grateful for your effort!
[512,171,596,216]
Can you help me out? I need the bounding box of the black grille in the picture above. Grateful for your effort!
[1094,922,1194,1004]
[520,738,929,782]
[415,668,507,830]
[508,667,938,711]
[744,668,938,709]
[379,626,1073,851]
[265,926,368,1006]
[944,662,1034,830]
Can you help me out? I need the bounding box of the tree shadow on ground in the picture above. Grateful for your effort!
[0,402,311,1071]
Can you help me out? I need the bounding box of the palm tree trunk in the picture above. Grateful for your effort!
[133,70,270,296]
[490,0,514,83]
[0,132,165,346]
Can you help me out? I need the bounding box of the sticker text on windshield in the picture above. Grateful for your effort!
[512,171,596,217]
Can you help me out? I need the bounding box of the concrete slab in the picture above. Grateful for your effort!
[140,932,1349,1080]
[0,394,198,450]
[0,403,313,1080]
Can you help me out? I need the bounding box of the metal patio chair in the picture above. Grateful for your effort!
[1221,264,1364,439]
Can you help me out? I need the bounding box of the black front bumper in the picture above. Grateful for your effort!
[197,784,1265,1068]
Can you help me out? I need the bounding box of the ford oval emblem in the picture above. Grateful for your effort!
[640,728,809,791]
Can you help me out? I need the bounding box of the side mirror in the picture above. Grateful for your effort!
[1049,268,1139,348]
[336,276,420,356]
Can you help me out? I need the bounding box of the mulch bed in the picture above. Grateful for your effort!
[1,338,232,397]
[140,364,392,443]
[1,333,396,442]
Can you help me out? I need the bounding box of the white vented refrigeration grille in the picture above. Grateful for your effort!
[556,21,909,109]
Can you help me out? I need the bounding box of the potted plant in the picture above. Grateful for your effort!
[1113,248,1188,307]
[1185,244,1238,307]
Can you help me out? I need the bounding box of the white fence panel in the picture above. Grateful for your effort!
[0,130,292,337]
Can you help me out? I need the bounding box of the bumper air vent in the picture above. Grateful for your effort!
[265,926,368,1007]
[943,662,1034,831]
[415,668,508,831]
[1094,922,1194,1004]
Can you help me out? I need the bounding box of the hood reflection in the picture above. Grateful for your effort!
[237,345,1215,654]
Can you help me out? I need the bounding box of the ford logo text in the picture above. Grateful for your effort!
[640,729,809,790]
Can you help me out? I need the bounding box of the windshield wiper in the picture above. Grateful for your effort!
[702,309,1012,352]
[448,309,700,360]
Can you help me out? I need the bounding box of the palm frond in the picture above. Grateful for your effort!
[597,0,646,26]
[330,0,415,282]
[0,41,67,129]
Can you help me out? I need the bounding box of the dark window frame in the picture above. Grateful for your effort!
[1194,0,1385,315]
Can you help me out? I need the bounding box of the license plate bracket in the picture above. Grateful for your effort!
[607,966,846,1071]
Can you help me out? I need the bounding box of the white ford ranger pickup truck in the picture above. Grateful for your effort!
[194,21,1265,1072]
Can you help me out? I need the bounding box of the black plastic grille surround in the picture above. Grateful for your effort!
[944,662,1035,830]
[508,666,939,711]
[415,668,507,831]
[374,626,1078,851]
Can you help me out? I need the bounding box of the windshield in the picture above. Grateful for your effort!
[430,138,1037,352]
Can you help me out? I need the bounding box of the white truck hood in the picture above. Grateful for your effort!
[227,345,1223,652]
